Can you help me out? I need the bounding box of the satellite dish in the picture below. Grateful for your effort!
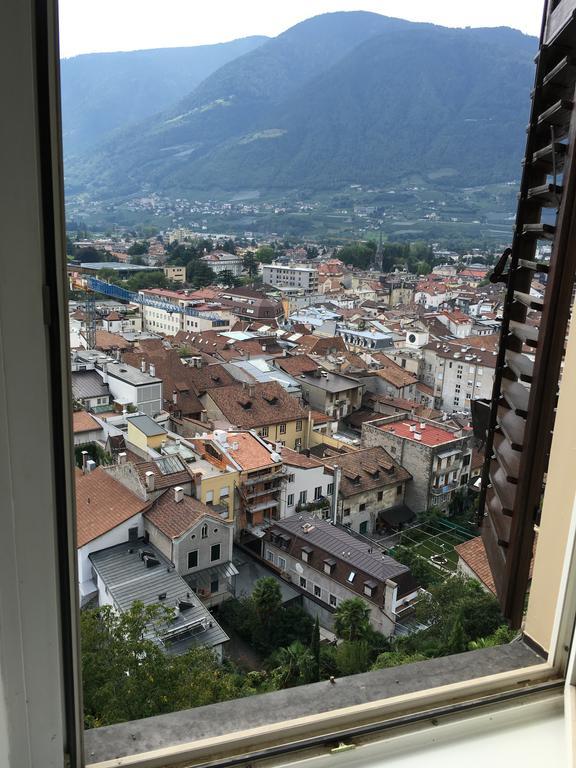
[295,563,304,574]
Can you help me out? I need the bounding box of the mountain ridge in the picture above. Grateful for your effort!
[64,12,538,199]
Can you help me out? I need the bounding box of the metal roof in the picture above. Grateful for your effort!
[127,414,166,437]
[90,541,229,651]
[71,370,110,400]
[269,515,408,583]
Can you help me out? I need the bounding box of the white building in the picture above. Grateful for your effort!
[263,263,318,294]
[279,448,335,519]
[421,341,498,412]
[201,251,243,276]
[139,288,234,336]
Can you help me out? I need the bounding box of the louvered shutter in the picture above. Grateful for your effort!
[478,0,576,627]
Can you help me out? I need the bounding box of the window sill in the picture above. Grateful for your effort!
[85,642,549,766]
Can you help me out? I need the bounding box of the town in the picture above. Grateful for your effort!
[66,228,547,725]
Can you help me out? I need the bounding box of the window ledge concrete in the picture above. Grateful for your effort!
[84,641,543,764]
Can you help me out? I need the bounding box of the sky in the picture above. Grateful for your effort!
[59,0,545,59]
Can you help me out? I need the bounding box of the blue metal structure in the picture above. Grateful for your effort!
[86,277,227,324]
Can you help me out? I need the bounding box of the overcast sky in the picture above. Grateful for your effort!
[59,0,545,59]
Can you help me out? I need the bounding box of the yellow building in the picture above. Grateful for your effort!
[201,381,310,451]
[189,429,283,531]
[126,414,167,454]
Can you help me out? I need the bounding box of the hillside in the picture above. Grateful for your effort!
[60,36,268,154]
[65,13,537,199]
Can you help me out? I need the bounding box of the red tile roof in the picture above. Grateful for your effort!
[206,381,308,429]
[275,354,319,376]
[320,446,411,498]
[144,490,221,540]
[378,419,461,447]
[455,536,496,594]
[76,467,150,547]
[281,447,325,469]
[72,411,101,434]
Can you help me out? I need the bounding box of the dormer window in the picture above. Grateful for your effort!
[323,558,336,575]
[363,580,377,597]
[301,546,313,563]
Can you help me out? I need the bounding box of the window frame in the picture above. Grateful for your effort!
[10,3,576,767]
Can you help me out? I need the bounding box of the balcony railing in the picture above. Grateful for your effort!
[431,480,459,496]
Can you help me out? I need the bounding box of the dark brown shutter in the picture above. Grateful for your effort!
[478,0,576,627]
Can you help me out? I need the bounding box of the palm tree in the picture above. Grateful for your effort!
[251,578,282,622]
[270,642,315,688]
[333,598,371,642]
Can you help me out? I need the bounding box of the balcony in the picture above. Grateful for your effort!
[431,480,459,496]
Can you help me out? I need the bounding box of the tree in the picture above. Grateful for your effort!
[220,238,236,254]
[311,616,321,683]
[187,260,216,288]
[252,577,282,622]
[371,651,427,670]
[334,598,371,642]
[335,640,371,675]
[338,242,375,270]
[243,250,259,280]
[255,245,275,264]
[269,641,315,688]
[217,269,241,287]
[81,602,258,729]
[127,241,149,256]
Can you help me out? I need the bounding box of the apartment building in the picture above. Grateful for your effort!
[280,448,334,519]
[201,381,310,451]
[144,489,237,608]
[362,416,473,512]
[201,251,243,276]
[263,515,419,636]
[296,368,364,419]
[320,446,411,535]
[163,265,186,283]
[421,341,497,412]
[72,350,163,417]
[262,263,318,294]
[139,288,233,336]
[189,429,283,532]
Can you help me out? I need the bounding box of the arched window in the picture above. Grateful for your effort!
[201,523,208,539]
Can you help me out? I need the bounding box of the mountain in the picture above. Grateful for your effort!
[60,36,268,154]
[65,13,537,199]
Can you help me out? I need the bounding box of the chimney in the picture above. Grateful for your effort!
[81,450,88,472]
[85,459,96,473]
[145,471,155,491]
[118,452,127,464]
[102,362,108,384]
[248,383,255,398]
[173,390,178,405]
[174,486,184,503]
[149,363,156,377]
[141,358,146,373]
[331,465,341,525]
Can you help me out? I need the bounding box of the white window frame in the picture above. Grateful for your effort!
[7,5,576,767]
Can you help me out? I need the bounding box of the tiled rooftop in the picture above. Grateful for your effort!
[76,467,150,547]
[378,419,461,447]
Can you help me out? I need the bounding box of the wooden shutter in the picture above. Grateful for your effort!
[478,0,576,627]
